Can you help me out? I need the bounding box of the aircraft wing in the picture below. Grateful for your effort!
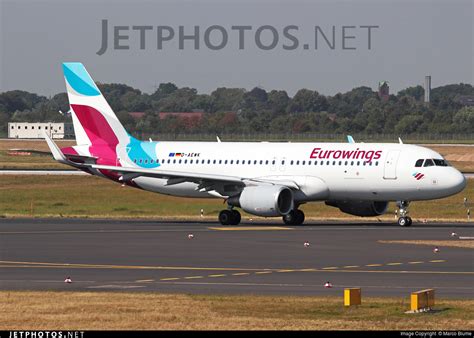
[89,164,300,190]
[44,133,300,191]
[90,164,245,185]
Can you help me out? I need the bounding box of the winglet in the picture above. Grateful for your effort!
[43,131,68,164]
[347,135,355,144]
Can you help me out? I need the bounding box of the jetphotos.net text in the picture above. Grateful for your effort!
[97,19,380,55]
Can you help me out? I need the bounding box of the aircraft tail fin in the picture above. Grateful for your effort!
[62,62,129,147]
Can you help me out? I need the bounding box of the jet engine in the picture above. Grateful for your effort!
[325,200,389,217]
[228,185,293,217]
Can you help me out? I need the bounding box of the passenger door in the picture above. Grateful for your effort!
[383,150,400,179]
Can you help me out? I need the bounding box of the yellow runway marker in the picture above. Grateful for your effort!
[135,279,154,283]
[343,265,359,268]
[160,278,180,281]
[322,267,338,270]
[209,227,292,231]
[255,271,273,274]
[366,264,382,267]
[408,261,424,264]
[0,260,269,272]
[184,276,203,279]
[299,269,317,272]
[430,260,446,263]
[208,274,226,278]
[387,263,403,266]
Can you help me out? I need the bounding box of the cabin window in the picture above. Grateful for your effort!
[207,160,211,164]
[184,159,188,164]
[225,160,228,164]
[265,160,269,165]
[296,160,300,165]
[415,159,424,167]
[178,159,182,164]
[272,160,275,165]
[290,160,294,165]
[281,160,285,165]
[230,160,234,164]
[134,159,137,163]
[173,159,176,164]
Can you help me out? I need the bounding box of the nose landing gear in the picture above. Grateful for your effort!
[397,201,412,227]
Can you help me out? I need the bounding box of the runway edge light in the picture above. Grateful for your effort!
[344,288,361,307]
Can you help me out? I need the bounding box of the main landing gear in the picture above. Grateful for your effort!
[218,209,241,225]
[397,200,412,227]
[283,209,305,225]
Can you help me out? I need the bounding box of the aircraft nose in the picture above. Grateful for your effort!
[448,170,467,194]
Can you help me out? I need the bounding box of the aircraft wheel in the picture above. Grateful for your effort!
[406,216,413,226]
[283,210,305,225]
[231,210,241,225]
[398,217,409,227]
[294,209,305,225]
[219,210,233,225]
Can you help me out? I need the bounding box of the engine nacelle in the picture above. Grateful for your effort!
[325,200,389,217]
[228,185,293,217]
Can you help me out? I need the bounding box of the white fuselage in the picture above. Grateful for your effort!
[116,141,466,203]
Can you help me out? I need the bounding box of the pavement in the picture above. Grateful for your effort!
[0,218,472,298]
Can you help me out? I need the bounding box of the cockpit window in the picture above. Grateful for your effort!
[423,159,435,167]
[415,159,424,167]
[433,159,449,166]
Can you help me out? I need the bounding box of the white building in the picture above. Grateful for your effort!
[8,122,75,139]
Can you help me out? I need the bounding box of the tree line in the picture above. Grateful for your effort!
[0,82,473,138]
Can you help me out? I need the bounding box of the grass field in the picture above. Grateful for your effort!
[1,140,473,172]
[0,175,472,220]
[0,291,472,330]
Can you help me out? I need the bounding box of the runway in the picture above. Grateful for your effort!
[0,218,472,298]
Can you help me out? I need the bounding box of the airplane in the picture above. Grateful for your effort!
[44,62,467,227]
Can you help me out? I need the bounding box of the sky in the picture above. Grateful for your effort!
[0,0,472,97]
